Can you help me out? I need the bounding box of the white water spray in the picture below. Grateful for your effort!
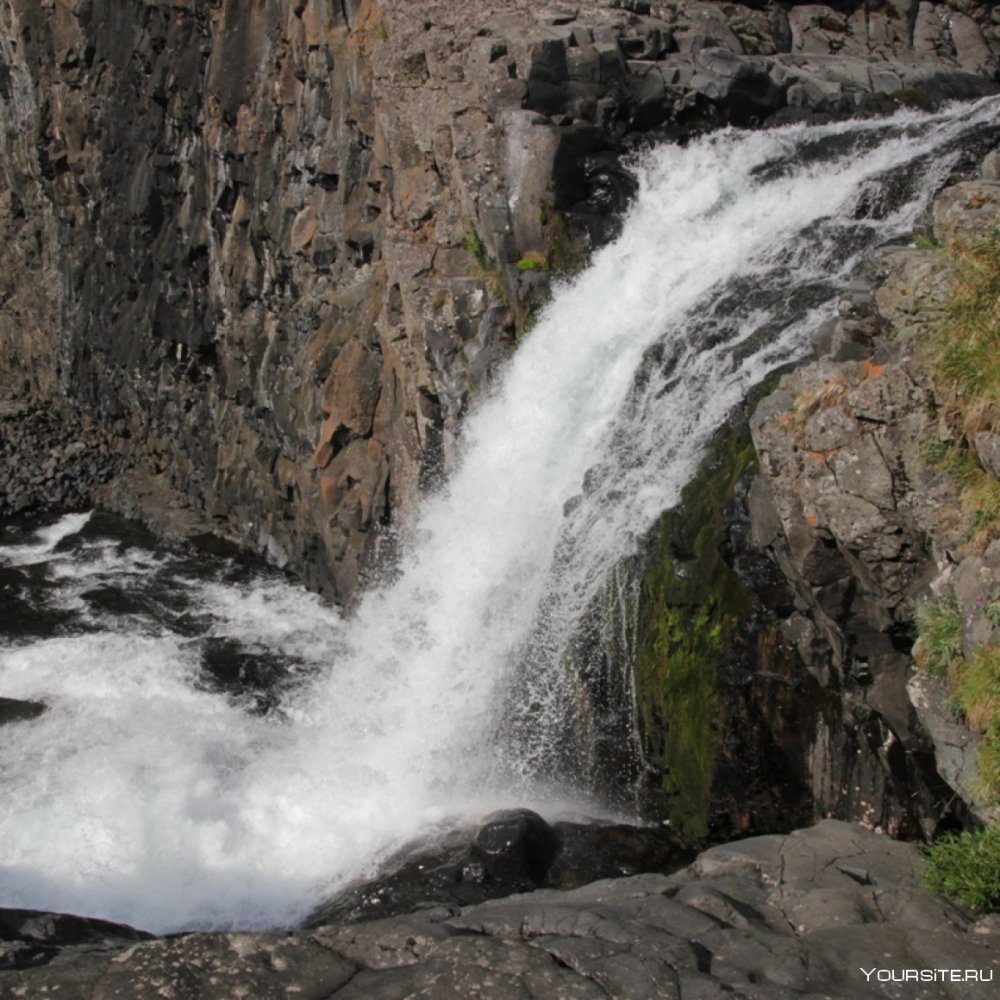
[1,99,998,931]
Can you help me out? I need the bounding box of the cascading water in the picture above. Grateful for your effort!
[1,98,998,933]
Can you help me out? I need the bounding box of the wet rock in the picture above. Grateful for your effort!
[197,637,301,715]
[0,563,77,638]
[745,160,1000,833]
[747,349,967,836]
[0,697,46,727]
[305,814,687,928]
[0,909,150,949]
[6,822,996,998]
[0,908,151,972]
[471,809,561,885]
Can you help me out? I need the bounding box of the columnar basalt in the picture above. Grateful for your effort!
[2,0,998,600]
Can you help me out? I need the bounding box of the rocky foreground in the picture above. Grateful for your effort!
[1,821,997,998]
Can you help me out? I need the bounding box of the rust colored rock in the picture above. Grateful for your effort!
[321,340,383,438]
[290,206,319,250]
[313,438,335,470]
[319,472,340,507]
[2,0,998,605]
[302,0,341,47]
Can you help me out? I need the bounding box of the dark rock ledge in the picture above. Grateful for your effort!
[2,821,998,999]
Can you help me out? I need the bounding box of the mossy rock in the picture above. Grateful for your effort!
[634,423,757,840]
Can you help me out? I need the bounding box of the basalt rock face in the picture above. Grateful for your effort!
[624,148,1000,845]
[748,354,963,838]
[2,1,999,602]
[744,157,1000,832]
[629,401,960,845]
[0,400,120,518]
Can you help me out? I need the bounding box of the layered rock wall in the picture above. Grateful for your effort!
[741,155,1000,832]
[623,145,1000,843]
[2,0,999,599]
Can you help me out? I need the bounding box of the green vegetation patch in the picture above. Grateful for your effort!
[945,448,1000,553]
[915,600,1000,802]
[516,251,549,272]
[634,426,756,841]
[952,643,1000,801]
[926,232,1000,551]
[538,200,589,277]
[916,231,1000,801]
[922,826,1000,912]
[915,594,963,677]
[465,223,507,306]
[465,225,488,267]
[935,231,1000,441]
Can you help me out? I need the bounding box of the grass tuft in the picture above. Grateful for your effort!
[915,595,964,678]
[921,231,1000,551]
[933,446,1000,552]
[951,643,1000,800]
[922,826,1000,912]
[465,224,508,306]
[934,231,1000,442]
[516,251,549,272]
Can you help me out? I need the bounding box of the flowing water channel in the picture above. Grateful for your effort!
[2,99,999,932]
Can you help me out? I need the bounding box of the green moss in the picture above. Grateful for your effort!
[465,223,508,308]
[514,253,549,271]
[538,200,590,277]
[465,225,487,267]
[634,425,757,840]
[923,826,1000,911]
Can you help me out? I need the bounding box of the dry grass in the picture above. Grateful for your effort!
[934,233,1000,441]
[793,377,848,425]
[950,643,1000,801]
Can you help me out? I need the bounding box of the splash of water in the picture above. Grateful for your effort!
[1,99,998,932]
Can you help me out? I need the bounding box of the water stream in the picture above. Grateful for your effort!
[2,98,998,932]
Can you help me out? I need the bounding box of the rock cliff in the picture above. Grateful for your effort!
[2,0,999,600]
[747,154,1000,820]
[625,147,1000,842]
[3,3,1000,995]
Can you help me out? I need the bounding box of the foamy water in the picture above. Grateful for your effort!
[2,99,998,932]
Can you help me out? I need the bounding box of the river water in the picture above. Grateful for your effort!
[2,98,998,932]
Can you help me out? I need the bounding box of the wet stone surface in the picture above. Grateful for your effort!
[2,821,997,999]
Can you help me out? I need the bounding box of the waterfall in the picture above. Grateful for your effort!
[1,98,998,933]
